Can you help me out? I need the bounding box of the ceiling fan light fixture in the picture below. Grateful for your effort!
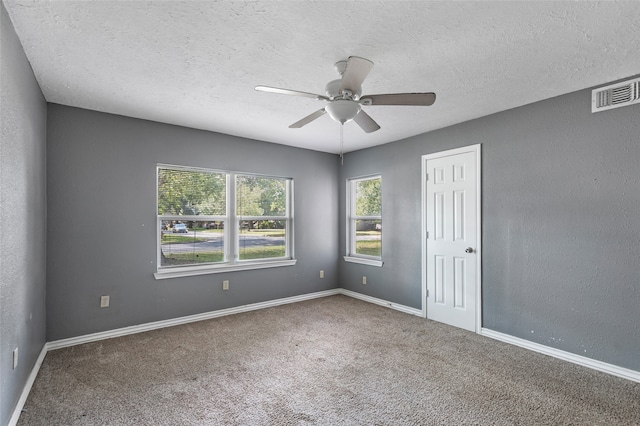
[325,100,361,124]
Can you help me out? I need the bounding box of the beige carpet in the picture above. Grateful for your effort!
[18,295,640,425]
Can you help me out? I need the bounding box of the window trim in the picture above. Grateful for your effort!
[155,164,295,279]
[345,174,383,267]
[154,259,297,279]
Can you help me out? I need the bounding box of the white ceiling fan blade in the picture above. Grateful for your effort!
[362,93,436,106]
[255,86,329,101]
[353,110,380,133]
[289,108,327,128]
[339,56,374,94]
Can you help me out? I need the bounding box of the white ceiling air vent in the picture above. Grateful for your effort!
[592,77,640,113]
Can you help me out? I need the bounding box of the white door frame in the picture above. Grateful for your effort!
[421,144,482,333]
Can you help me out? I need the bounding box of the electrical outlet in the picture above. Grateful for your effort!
[100,295,110,308]
[320,270,324,279]
[13,348,18,369]
[223,280,229,290]
[362,276,367,285]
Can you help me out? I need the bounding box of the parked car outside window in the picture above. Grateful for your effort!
[173,223,188,233]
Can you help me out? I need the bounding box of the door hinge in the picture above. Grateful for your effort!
[425,173,429,181]
[426,231,429,239]
[427,289,429,298]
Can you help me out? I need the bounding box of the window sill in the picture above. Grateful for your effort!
[343,256,383,267]
[154,259,297,280]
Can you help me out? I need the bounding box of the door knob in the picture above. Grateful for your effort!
[465,247,474,253]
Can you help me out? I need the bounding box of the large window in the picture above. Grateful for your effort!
[156,165,294,278]
[345,175,383,267]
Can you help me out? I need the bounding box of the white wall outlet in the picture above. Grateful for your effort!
[100,295,110,308]
[223,280,229,290]
[362,276,367,285]
[13,348,19,369]
[320,270,324,279]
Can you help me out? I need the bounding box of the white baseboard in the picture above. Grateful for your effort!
[13,291,640,426]
[481,328,640,384]
[338,289,424,317]
[48,289,341,350]
[9,344,48,426]
[47,288,419,351]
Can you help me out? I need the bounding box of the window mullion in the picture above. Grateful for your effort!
[353,215,381,221]
[237,216,286,221]
[287,179,293,258]
[347,180,353,256]
[228,173,236,263]
[158,215,226,221]
[350,180,357,256]
[350,219,356,255]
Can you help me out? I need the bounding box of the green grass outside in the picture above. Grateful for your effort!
[162,251,224,265]
[239,245,286,260]
[356,239,381,256]
[240,230,285,237]
[162,245,286,266]
[161,234,206,244]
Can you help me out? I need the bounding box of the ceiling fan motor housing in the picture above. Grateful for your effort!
[325,79,362,100]
[325,79,342,98]
[334,60,347,76]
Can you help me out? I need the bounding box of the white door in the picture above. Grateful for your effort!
[423,145,480,332]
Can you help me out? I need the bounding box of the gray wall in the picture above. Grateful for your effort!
[2,5,638,416]
[0,3,47,424]
[46,104,340,340]
[339,86,640,371]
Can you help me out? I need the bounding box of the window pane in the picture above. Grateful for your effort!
[160,221,225,266]
[355,219,382,257]
[239,220,286,260]
[356,178,381,216]
[236,176,287,216]
[158,168,226,215]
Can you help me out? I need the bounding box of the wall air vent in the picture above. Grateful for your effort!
[592,77,640,113]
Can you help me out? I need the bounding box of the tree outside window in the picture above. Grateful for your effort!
[348,176,382,259]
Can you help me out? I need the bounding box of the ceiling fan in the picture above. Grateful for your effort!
[255,56,436,133]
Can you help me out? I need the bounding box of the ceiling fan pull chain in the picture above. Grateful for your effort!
[340,123,344,165]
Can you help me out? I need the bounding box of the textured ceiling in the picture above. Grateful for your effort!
[4,1,640,153]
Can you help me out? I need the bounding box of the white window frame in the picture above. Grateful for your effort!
[344,175,383,267]
[155,164,295,279]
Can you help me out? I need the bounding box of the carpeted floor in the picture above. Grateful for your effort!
[18,295,640,425]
